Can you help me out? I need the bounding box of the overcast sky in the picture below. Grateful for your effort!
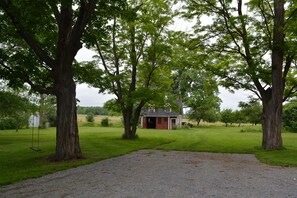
[75,48,251,110]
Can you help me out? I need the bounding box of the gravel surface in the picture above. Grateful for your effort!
[1,150,297,198]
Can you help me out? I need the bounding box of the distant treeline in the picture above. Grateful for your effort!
[77,106,109,115]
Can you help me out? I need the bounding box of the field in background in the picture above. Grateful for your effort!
[77,114,123,127]
[77,114,256,127]
[1,125,296,186]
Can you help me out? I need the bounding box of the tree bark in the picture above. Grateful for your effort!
[261,93,283,149]
[260,0,285,150]
[123,108,137,139]
[123,109,133,139]
[0,0,96,161]
[54,75,82,160]
[122,101,145,139]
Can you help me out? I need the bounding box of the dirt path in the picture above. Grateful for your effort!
[1,150,297,198]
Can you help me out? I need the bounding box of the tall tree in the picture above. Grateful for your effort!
[169,31,221,125]
[238,97,262,125]
[185,0,297,149]
[220,108,235,127]
[80,0,175,139]
[0,1,96,160]
[177,68,221,125]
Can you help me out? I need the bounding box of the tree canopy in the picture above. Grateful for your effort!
[78,0,176,139]
[1,0,296,158]
[0,0,98,160]
[184,0,297,149]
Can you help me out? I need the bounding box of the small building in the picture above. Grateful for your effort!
[141,108,182,130]
[28,114,40,128]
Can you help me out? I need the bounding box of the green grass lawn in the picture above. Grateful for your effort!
[0,125,297,186]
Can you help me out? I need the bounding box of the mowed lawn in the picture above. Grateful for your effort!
[0,125,297,186]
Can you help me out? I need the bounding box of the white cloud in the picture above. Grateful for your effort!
[219,87,251,110]
[75,47,96,62]
[75,48,114,107]
[76,83,114,107]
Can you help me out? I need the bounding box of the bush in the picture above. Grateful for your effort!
[86,113,94,123]
[283,106,297,132]
[101,117,109,127]
[0,118,17,130]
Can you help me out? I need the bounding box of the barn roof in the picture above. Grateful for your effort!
[141,108,180,117]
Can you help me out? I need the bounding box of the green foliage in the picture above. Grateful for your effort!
[77,106,109,115]
[38,94,56,128]
[47,111,57,127]
[103,99,122,114]
[184,0,296,150]
[0,0,102,160]
[184,70,221,124]
[168,31,221,124]
[0,1,57,91]
[238,97,262,125]
[283,103,297,132]
[233,110,246,126]
[86,113,95,123]
[220,109,234,127]
[240,127,262,133]
[101,117,109,127]
[0,91,34,130]
[0,118,16,130]
[82,0,176,138]
[183,0,297,98]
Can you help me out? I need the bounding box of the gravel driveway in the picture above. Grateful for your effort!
[1,150,297,198]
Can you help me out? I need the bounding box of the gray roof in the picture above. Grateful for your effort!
[141,108,180,117]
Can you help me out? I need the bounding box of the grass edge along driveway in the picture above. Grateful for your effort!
[0,125,296,186]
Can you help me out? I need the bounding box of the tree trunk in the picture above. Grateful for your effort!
[123,109,135,139]
[197,120,200,126]
[54,77,82,161]
[131,103,144,137]
[122,103,144,139]
[261,97,283,149]
[259,0,284,150]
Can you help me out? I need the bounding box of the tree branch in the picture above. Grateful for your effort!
[283,85,297,102]
[48,2,61,25]
[286,7,297,24]
[0,59,54,94]
[283,55,293,80]
[95,40,113,76]
[258,0,272,49]
[71,0,96,53]
[0,1,56,68]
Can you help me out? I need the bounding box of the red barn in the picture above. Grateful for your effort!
[141,108,182,130]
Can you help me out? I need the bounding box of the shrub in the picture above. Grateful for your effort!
[86,113,94,123]
[0,118,16,130]
[101,117,109,127]
[283,106,297,132]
